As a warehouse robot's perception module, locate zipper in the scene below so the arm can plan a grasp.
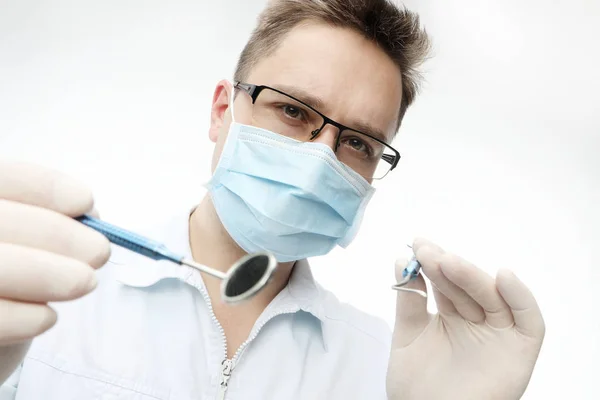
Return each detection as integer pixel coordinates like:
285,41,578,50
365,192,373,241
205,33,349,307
215,306,299,400
194,281,229,400
193,269,299,400
217,359,233,400
229,306,300,363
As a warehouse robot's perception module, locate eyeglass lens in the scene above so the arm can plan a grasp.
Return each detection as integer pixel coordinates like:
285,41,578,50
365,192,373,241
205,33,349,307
249,88,396,180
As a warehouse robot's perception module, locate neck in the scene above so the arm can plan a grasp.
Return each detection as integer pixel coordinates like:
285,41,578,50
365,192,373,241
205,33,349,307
188,195,295,310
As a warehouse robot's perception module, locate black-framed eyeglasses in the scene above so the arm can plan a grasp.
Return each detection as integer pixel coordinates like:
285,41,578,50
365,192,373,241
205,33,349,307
234,82,401,180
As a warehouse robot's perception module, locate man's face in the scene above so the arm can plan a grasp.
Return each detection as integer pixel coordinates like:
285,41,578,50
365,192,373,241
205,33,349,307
209,22,403,180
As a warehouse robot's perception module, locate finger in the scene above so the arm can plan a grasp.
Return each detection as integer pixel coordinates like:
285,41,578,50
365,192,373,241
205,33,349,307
0,161,94,217
438,254,514,329
412,237,440,256
0,300,57,346
414,239,485,322
0,200,111,268
0,243,97,302
412,239,458,315
430,282,459,316
496,268,545,339
393,257,430,347
88,206,101,218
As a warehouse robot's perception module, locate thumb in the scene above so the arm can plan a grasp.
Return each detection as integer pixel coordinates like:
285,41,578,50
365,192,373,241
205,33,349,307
88,206,101,218
392,257,430,348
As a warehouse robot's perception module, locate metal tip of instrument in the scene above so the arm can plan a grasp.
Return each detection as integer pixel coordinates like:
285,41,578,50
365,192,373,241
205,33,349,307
392,272,427,298
180,258,227,280
391,284,427,298
393,248,427,297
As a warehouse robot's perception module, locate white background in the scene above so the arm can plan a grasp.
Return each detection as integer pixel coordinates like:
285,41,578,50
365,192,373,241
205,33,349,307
0,0,598,398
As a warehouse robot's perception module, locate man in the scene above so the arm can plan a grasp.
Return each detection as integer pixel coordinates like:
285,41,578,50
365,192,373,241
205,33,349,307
0,0,545,399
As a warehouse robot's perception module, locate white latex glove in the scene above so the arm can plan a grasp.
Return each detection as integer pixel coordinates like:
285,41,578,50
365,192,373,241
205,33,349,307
0,161,110,384
386,238,545,400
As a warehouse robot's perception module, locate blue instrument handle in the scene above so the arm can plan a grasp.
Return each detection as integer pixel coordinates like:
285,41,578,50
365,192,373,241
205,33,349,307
402,256,421,280
75,215,181,263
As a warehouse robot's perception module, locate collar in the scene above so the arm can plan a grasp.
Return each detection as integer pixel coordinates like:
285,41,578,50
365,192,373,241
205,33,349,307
111,207,328,345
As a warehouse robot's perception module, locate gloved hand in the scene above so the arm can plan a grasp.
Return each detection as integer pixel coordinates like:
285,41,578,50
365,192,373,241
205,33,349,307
0,162,110,384
386,238,545,400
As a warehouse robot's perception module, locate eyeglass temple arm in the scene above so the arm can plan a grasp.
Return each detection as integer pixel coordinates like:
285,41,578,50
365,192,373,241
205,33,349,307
234,82,256,96
381,153,397,166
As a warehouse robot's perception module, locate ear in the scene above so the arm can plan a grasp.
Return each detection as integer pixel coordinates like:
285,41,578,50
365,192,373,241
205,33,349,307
209,80,233,143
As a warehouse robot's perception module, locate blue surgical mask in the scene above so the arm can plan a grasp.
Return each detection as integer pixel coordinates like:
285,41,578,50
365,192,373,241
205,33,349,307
206,85,375,262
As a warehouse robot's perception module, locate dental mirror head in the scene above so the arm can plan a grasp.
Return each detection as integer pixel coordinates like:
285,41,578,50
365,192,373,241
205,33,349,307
220,251,278,303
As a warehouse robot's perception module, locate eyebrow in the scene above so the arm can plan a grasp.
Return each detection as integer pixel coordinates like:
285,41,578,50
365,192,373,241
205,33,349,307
349,122,390,143
272,84,326,111
272,84,391,144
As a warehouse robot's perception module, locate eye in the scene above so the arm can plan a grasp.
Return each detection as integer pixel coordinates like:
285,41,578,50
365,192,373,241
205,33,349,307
342,137,372,156
282,104,304,120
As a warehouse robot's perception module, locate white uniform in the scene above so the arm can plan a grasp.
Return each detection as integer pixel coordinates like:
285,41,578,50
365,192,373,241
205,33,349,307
1,211,391,400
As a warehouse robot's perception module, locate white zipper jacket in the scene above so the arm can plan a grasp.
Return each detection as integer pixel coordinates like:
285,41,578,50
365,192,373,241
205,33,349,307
1,211,392,400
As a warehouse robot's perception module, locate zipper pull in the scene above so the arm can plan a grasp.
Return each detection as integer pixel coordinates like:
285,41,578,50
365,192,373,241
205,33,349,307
217,359,233,400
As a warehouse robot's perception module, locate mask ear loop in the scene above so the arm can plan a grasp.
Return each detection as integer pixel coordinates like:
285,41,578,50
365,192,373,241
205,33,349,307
201,81,238,191
229,81,237,124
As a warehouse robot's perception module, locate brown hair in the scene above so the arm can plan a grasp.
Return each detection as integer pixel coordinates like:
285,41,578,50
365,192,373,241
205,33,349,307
234,0,431,129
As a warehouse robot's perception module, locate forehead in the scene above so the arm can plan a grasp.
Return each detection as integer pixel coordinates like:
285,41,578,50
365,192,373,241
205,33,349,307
245,22,403,141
